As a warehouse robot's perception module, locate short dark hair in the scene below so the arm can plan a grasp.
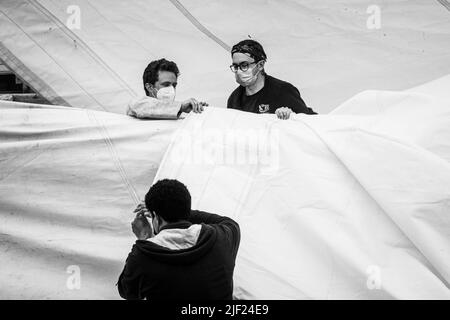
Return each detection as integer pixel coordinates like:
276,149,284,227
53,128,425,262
231,39,267,62
145,179,191,222
143,58,180,95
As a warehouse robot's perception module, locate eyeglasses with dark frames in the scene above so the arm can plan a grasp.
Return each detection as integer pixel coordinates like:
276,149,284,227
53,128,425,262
229,61,258,73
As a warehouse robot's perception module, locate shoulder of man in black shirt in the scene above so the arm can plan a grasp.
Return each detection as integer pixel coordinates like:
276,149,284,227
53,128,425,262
227,85,244,110
266,75,316,114
227,74,317,115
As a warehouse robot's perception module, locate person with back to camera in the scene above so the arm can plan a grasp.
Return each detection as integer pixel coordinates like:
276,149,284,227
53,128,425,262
117,179,241,300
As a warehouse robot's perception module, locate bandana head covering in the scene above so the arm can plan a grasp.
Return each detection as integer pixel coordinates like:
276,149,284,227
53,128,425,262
231,40,267,62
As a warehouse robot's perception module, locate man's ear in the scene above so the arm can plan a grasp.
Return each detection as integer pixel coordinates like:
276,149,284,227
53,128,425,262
152,214,160,234
258,60,266,70
145,83,154,96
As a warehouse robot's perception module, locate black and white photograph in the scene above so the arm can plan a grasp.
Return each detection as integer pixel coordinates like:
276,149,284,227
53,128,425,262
0,0,449,310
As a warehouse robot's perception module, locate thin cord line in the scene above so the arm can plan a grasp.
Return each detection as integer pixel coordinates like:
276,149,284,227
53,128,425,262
169,0,231,52
436,0,450,11
0,42,69,106
84,109,141,205
0,7,140,205
0,9,105,110
31,0,138,97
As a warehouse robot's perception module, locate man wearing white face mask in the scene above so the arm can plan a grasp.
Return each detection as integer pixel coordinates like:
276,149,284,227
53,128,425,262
227,40,316,119
127,58,208,119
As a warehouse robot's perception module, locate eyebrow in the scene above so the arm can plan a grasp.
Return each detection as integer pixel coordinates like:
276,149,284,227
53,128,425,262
233,58,255,64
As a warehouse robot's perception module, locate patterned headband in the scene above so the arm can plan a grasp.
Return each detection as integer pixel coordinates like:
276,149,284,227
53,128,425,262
231,44,267,62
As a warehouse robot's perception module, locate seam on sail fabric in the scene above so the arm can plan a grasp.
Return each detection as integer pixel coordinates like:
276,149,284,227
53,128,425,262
0,41,69,107
0,10,104,110
1,4,140,204
84,109,141,205
436,0,450,12
168,0,231,52
29,0,138,98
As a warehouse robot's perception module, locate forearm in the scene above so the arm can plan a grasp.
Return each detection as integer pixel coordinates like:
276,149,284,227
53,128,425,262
283,85,317,114
127,97,182,119
188,210,239,229
294,102,316,114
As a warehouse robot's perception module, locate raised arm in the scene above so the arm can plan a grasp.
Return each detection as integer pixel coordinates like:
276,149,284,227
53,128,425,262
188,210,240,256
282,84,317,115
127,96,182,119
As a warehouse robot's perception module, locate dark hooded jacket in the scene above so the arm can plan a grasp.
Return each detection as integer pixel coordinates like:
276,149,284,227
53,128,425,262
117,210,240,300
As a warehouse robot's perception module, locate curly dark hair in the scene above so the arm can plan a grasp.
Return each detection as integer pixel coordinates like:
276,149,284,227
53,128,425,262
145,179,191,222
142,58,180,95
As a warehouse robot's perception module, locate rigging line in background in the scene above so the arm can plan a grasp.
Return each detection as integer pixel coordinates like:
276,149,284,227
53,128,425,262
2,4,140,204
2,1,143,205
0,39,139,205
436,0,450,12
0,41,69,107
0,10,104,110
29,0,138,98
84,109,141,205
168,0,231,52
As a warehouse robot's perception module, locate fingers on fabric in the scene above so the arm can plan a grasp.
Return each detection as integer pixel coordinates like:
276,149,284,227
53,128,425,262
191,98,200,113
275,108,283,119
182,101,192,113
186,99,207,113
276,107,292,120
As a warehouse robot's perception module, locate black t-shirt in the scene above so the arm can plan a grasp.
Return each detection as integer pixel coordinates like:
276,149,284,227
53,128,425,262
227,74,316,115
239,89,264,113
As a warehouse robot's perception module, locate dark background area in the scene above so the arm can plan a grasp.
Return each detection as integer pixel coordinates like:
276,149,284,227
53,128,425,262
0,60,50,104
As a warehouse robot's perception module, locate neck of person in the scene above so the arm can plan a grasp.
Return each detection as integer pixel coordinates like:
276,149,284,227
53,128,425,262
153,216,168,235
245,72,265,96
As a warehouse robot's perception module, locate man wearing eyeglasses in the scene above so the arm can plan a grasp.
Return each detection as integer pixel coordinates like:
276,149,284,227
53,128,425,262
227,40,316,119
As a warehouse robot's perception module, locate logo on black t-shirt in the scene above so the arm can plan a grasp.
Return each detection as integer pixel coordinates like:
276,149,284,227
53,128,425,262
258,104,270,113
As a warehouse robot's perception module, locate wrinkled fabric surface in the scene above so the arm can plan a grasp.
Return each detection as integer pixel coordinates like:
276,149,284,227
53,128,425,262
1,76,449,299
0,104,181,299
155,78,450,299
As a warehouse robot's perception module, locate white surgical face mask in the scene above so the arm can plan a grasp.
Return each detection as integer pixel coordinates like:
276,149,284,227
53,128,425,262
235,64,260,87
156,85,176,102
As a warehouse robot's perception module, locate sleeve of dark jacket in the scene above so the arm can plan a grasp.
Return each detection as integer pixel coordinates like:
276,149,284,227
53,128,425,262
188,210,240,258
117,243,146,300
280,83,317,114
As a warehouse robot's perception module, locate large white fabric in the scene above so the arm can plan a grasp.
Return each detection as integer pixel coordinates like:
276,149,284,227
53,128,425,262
0,76,449,299
1,0,449,113
0,103,181,299
154,81,450,299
